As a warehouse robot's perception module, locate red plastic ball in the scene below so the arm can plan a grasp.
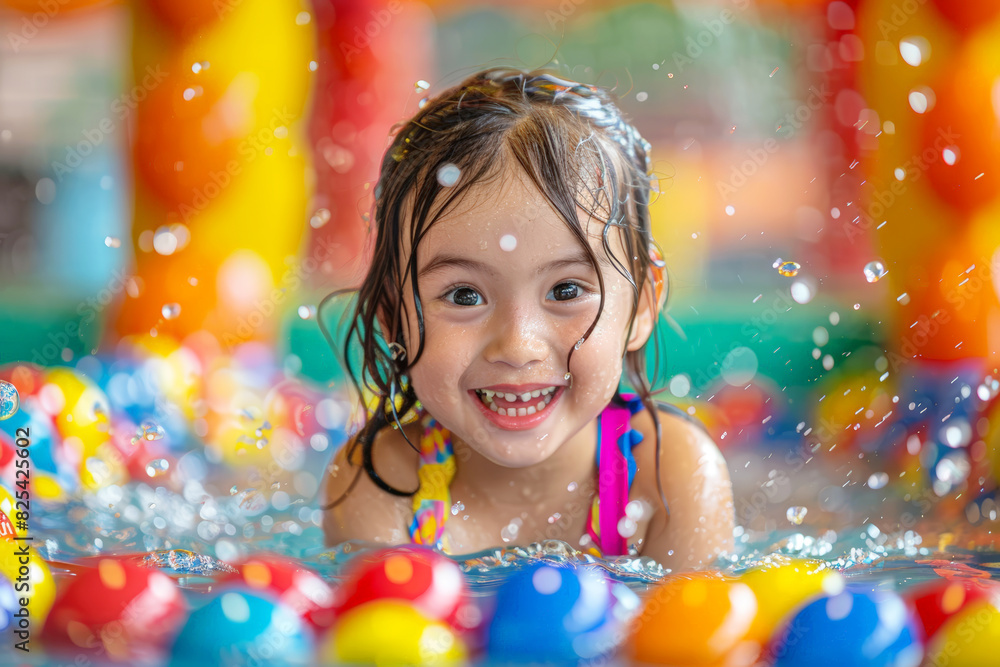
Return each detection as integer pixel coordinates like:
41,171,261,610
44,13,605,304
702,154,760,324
906,578,1000,641
336,547,478,634
222,554,337,630
144,0,224,37
41,558,186,661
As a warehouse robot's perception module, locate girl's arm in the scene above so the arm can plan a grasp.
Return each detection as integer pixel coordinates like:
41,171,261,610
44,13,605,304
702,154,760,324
637,409,735,571
322,431,418,547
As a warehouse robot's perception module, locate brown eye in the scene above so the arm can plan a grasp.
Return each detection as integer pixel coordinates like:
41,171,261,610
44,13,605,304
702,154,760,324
448,287,483,306
548,282,581,301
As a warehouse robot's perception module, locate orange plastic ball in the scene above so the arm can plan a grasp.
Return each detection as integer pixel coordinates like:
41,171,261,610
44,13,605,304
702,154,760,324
630,572,758,666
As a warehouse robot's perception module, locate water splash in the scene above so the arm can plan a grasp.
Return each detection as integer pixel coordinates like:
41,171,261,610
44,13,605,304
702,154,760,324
863,260,888,283
777,261,801,277
0,380,19,420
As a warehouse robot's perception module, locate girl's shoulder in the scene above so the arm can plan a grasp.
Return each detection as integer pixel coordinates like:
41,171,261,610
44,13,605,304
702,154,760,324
321,419,423,547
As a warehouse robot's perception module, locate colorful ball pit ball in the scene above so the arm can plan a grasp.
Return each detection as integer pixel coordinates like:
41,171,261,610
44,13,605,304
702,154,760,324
630,572,758,666
739,558,845,645
769,590,923,667
336,546,479,634
0,575,16,634
488,562,640,664
41,558,186,662
223,554,337,630
171,589,313,666
324,600,467,666
906,578,1000,642
0,543,55,625
924,594,1000,667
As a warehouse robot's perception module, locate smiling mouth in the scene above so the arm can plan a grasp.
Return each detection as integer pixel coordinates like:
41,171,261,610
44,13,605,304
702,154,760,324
474,387,558,416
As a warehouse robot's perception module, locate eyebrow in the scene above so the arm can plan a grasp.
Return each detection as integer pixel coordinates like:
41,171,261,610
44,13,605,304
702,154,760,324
417,249,610,280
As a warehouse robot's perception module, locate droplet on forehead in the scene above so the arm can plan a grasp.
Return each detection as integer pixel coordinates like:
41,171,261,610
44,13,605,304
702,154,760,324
499,234,517,252
437,163,461,187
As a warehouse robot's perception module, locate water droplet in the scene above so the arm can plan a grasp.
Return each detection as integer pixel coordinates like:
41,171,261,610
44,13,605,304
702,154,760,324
104,236,121,248
140,420,165,441
786,506,808,525
418,97,428,109
230,485,239,495
297,305,316,320
574,338,585,350
567,482,578,492
777,261,801,277
161,303,181,320
813,326,829,347
415,80,430,92
310,208,331,229
499,234,517,252
437,163,461,187
942,146,959,166
867,472,889,490
864,260,887,283
500,522,519,542
0,381,20,420
822,354,834,371
935,454,970,487
145,458,170,478
853,303,861,310
636,91,648,102
790,280,815,304
451,501,465,516
191,61,210,73
725,205,735,216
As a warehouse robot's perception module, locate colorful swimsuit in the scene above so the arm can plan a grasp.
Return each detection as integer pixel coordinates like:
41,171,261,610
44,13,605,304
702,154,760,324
408,395,646,557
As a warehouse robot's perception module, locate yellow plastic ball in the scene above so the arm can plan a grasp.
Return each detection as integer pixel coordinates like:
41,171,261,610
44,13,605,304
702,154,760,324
739,557,844,644
324,600,466,665
0,543,56,623
926,599,1000,666
44,368,111,453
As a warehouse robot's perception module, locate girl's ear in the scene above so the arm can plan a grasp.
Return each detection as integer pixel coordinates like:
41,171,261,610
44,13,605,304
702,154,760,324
626,272,664,352
627,247,666,352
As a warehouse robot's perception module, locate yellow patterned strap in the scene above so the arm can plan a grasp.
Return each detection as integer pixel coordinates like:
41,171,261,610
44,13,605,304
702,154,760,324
409,415,456,551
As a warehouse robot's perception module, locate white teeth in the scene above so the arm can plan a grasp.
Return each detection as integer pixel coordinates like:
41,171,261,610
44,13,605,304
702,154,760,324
498,407,507,416
520,392,532,402
517,407,526,417
541,387,553,395
490,402,498,412
525,406,536,415
536,401,545,411
484,390,494,398
531,390,540,398
505,393,516,402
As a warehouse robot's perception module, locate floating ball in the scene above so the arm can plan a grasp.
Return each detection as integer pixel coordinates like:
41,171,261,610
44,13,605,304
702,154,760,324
0,543,55,624
337,547,478,633
0,485,28,540
170,589,312,666
324,600,466,665
488,562,639,664
223,554,337,630
630,572,758,666
770,589,922,667
740,557,845,644
41,558,185,661
43,368,111,454
925,596,1000,666
0,575,16,634
907,578,1000,642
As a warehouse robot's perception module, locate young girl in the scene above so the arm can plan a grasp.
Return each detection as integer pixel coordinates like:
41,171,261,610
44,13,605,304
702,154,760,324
321,68,734,571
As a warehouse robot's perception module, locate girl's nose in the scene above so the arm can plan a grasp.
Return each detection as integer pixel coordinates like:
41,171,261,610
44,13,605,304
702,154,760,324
483,305,549,368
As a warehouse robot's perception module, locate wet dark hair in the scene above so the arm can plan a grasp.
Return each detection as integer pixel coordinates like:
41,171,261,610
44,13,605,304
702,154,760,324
320,67,670,515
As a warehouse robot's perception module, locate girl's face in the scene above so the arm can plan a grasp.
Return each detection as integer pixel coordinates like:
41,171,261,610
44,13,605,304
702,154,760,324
397,168,654,468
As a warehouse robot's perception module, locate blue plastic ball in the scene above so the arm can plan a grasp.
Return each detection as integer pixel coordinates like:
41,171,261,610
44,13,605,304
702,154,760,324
0,575,16,633
487,562,639,664
770,589,923,667
170,588,313,666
